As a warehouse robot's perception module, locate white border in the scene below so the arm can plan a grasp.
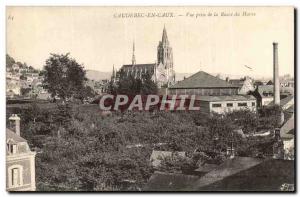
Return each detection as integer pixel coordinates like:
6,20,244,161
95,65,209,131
1,0,299,196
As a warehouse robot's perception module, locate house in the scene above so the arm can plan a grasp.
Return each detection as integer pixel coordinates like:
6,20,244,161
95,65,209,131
6,71,21,97
145,157,294,191
194,95,257,114
252,85,294,107
168,71,239,96
228,77,255,95
268,95,294,110
150,150,186,168
190,158,294,191
6,80,21,97
280,114,294,160
6,114,36,191
143,171,199,191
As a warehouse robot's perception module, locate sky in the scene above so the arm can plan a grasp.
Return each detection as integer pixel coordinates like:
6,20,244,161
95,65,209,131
6,6,294,78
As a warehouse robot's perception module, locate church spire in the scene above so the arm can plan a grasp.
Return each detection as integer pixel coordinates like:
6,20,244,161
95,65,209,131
132,41,136,66
162,25,168,44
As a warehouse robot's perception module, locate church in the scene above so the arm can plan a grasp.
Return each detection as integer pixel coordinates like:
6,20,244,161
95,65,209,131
119,26,176,87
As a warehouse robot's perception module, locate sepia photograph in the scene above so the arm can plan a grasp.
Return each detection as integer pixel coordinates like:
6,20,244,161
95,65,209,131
5,6,295,192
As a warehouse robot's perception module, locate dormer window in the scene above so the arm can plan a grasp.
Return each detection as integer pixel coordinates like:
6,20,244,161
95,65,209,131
7,140,17,154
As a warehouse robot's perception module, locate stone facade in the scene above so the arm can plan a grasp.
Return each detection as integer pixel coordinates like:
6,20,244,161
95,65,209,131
6,115,36,191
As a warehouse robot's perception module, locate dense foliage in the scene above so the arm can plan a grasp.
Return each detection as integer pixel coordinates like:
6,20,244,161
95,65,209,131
109,69,158,95
6,102,282,191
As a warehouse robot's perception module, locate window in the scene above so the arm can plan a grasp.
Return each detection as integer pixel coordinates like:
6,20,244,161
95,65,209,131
252,102,256,106
212,103,222,108
238,102,247,107
227,103,233,107
7,143,17,154
12,168,20,186
8,165,23,188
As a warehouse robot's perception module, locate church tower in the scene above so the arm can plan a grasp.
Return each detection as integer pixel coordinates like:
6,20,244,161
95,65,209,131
157,25,173,67
157,25,175,85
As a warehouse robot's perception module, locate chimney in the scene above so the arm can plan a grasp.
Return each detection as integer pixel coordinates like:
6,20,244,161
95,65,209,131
273,42,280,105
9,114,21,136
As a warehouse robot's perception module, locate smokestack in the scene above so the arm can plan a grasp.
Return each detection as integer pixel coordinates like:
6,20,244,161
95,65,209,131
9,114,21,136
273,42,280,105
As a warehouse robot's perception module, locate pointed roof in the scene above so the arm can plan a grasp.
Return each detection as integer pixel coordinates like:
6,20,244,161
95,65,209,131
162,25,169,44
169,71,239,89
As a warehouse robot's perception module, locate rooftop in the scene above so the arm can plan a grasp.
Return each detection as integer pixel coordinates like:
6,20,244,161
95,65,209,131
192,159,294,191
257,85,294,97
6,128,27,143
189,157,263,190
280,114,294,140
268,95,294,109
170,71,239,89
122,63,155,69
195,95,256,102
143,172,199,191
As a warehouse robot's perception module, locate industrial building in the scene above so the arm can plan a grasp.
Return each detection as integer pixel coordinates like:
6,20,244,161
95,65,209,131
168,71,256,114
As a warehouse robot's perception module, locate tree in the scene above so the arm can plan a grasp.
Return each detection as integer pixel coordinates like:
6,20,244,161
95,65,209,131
75,86,95,102
115,70,158,95
141,73,158,95
6,54,15,68
43,53,87,101
21,87,31,96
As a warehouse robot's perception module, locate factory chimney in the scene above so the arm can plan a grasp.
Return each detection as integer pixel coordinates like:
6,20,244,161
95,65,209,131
273,42,280,105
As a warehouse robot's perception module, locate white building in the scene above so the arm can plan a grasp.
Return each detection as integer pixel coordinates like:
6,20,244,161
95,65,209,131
6,114,36,191
195,95,257,114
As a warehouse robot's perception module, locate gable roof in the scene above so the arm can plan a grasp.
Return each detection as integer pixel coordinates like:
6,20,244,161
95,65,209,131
280,114,294,140
6,128,27,143
257,85,294,97
170,71,239,89
268,95,294,109
144,172,199,191
193,159,294,191
188,157,263,190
